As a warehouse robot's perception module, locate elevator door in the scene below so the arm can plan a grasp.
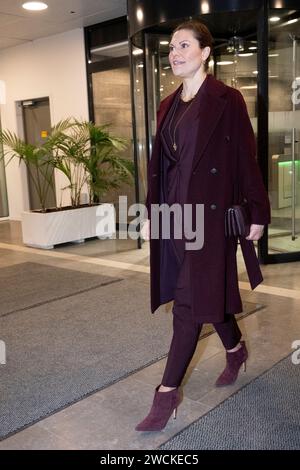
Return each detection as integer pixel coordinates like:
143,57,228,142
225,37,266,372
22,98,56,210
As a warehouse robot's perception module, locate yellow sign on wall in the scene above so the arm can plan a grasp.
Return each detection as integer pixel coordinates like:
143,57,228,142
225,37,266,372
41,130,48,138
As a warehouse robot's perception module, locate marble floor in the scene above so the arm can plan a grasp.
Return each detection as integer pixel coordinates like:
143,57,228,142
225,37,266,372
0,220,299,450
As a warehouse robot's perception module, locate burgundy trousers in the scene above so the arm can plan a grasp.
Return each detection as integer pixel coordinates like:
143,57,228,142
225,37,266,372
161,253,242,388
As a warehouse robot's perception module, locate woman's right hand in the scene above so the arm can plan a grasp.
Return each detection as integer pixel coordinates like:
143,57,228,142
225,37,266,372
140,219,150,241
245,224,264,241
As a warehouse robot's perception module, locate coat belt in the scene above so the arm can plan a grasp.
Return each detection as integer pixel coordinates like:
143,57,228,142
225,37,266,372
239,237,263,290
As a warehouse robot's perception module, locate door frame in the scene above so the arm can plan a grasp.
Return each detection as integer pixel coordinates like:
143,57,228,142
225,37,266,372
21,96,56,211
259,2,300,263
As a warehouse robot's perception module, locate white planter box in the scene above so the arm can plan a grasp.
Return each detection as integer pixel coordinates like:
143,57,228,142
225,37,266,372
21,203,116,249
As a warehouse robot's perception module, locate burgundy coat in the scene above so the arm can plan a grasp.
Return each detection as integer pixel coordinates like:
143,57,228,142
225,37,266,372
146,74,270,323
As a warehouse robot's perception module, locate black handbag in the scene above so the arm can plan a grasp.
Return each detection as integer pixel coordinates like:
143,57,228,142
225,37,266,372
225,153,251,238
225,201,251,237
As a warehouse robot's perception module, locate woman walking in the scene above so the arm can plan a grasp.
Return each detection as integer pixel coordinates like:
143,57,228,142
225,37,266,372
136,19,270,432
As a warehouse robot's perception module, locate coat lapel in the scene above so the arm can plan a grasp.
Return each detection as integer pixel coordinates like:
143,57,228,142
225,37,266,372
156,87,181,131
191,74,228,172
154,75,228,173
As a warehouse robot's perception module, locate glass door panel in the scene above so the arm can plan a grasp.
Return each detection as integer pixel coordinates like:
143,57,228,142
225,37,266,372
131,43,148,206
90,42,135,224
268,9,300,255
215,35,258,130
145,32,258,154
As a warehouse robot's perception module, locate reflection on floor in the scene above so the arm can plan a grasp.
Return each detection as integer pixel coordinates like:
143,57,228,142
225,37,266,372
269,234,300,253
260,224,300,253
269,200,300,252
0,220,299,450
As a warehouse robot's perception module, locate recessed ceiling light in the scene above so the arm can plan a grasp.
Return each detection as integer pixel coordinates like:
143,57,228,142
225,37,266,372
240,85,257,90
136,8,143,22
269,16,280,22
216,61,234,65
286,19,298,25
132,49,143,56
22,2,48,11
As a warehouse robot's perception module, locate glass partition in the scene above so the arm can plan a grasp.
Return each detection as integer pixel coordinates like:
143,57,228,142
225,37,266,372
90,41,135,223
216,36,258,122
143,29,259,151
131,43,148,207
0,115,9,218
268,8,300,255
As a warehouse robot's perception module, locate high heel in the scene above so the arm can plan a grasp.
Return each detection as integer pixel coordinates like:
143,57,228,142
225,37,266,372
135,386,181,431
215,341,248,387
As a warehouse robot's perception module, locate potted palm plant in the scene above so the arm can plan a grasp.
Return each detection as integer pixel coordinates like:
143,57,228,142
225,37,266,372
55,120,134,206
0,120,134,249
0,119,70,212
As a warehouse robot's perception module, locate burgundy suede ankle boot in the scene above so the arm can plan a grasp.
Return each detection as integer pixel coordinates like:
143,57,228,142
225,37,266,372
215,341,248,387
135,386,181,431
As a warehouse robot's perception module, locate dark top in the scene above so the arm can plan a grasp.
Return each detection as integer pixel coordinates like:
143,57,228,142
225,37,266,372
158,76,208,303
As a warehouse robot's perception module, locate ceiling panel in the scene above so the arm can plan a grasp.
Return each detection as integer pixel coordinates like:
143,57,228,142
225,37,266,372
0,36,25,48
0,13,22,28
0,0,124,19
0,18,61,40
0,0,127,50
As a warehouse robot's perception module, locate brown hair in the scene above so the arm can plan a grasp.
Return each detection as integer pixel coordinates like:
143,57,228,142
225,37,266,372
172,19,213,72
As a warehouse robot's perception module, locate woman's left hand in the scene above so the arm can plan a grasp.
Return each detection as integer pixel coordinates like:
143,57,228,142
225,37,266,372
246,224,265,241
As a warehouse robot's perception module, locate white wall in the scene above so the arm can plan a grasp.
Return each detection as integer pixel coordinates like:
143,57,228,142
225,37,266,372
0,28,89,219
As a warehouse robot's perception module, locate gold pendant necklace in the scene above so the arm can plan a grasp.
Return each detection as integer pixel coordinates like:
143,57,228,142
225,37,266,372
168,92,195,152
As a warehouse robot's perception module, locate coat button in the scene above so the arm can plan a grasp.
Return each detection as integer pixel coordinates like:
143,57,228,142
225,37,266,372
210,167,217,174
210,204,217,210
225,135,230,142
152,174,157,178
